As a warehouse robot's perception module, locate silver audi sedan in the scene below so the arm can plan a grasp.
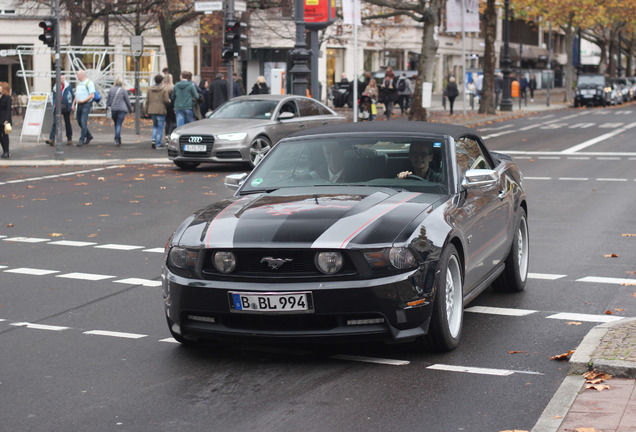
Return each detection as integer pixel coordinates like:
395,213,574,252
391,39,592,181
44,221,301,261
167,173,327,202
167,95,347,169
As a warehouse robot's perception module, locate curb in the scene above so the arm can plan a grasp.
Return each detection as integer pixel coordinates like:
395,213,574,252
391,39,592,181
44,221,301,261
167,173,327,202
531,375,584,432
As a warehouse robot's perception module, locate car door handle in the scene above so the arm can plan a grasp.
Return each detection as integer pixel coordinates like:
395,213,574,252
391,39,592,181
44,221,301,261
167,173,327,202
498,190,508,200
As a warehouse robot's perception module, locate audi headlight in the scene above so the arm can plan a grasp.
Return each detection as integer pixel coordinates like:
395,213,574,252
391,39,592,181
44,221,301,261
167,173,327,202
315,251,343,274
217,132,247,141
213,251,237,273
168,246,199,269
364,247,418,270
170,131,181,141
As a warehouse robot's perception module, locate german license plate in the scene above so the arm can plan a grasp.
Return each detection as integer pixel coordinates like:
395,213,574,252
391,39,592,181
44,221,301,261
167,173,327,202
230,291,313,313
184,144,206,152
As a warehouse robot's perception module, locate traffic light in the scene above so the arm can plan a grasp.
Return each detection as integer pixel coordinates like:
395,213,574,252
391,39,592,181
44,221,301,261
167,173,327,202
38,20,55,48
224,19,247,57
221,43,234,62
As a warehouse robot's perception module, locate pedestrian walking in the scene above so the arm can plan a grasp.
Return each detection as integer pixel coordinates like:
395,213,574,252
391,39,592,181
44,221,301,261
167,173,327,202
72,69,95,146
198,79,209,116
207,73,229,112
446,76,459,116
171,70,199,127
45,74,74,146
144,74,171,149
106,76,133,147
529,74,537,102
233,73,244,96
163,73,176,142
249,76,269,95
397,73,413,115
362,78,378,121
520,75,528,102
0,82,12,159
379,66,398,120
494,72,503,110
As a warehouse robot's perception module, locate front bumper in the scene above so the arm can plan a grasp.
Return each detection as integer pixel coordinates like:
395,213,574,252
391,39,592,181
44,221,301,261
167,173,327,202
168,137,249,164
163,269,434,344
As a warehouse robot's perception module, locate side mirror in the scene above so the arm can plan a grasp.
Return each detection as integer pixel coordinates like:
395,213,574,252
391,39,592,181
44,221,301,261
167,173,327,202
224,173,248,191
462,169,498,189
278,112,294,121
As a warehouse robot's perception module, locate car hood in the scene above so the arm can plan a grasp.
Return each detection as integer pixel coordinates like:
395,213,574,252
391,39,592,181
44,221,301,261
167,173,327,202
174,118,271,135
175,188,443,249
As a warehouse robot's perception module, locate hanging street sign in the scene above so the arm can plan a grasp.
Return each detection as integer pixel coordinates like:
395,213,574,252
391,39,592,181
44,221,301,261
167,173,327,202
194,1,224,11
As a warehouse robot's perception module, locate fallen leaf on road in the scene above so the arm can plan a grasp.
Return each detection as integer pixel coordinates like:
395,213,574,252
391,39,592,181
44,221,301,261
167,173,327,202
508,351,528,354
566,322,582,325
48,233,63,237
6,223,14,227
98,177,105,181
622,283,636,287
585,384,610,391
604,254,619,258
605,310,614,315
98,214,109,217
550,350,575,360
622,233,636,237
82,203,93,206
574,428,597,432
87,234,98,238
614,308,624,312
133,177,145,181
26,185,34,189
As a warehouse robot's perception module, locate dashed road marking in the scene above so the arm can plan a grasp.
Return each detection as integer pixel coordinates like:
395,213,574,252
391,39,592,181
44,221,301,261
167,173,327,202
94,244,145,251
4,267,60,276
331,354,410,366
528,273,567,280
426,364,543,376
3,237,50,243
546,313,623,323
559,177,589,181
561,122,636,154
466,306,537,316
83,330,148,339
113,278,161,287
143,248,165,253
11,322,70,331
56,272,115,281
48,240,98,247
0,166,120,186
577,276,636,285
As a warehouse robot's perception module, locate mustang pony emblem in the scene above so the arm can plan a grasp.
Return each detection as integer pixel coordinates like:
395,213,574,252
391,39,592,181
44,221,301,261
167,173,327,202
260,257,294,270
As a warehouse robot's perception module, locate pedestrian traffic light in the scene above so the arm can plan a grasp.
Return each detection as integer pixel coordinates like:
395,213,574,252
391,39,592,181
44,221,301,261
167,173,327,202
224,19,247,57
38,19,55,48
221,43,234,62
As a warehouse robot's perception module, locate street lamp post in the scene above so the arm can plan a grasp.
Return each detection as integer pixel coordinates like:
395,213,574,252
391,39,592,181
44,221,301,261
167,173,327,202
289,0,311,96
500,0,513,111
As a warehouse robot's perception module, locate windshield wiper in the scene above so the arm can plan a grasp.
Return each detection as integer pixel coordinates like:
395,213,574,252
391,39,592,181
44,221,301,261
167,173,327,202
240,188,279,195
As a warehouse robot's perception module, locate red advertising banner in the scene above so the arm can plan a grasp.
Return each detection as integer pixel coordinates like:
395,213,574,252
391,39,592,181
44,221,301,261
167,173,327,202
305,0,335,23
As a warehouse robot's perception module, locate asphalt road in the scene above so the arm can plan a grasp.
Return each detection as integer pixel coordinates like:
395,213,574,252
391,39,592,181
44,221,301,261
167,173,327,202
1,104,634,432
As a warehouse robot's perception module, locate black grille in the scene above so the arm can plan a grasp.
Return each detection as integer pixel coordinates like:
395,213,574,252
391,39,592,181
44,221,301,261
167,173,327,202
202,249,357,278
220,314,339,331
179,135,214,156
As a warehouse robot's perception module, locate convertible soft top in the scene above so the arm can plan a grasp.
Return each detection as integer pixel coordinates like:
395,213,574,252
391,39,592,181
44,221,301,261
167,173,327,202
288,121,479,141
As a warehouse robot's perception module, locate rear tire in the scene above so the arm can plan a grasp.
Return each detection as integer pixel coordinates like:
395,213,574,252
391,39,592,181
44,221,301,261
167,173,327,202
492,208,529,293
422,244,463,352
173,161,200,170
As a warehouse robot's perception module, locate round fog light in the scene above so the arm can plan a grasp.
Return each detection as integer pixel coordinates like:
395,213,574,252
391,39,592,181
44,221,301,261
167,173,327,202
315,251,343,274
213,251,237,273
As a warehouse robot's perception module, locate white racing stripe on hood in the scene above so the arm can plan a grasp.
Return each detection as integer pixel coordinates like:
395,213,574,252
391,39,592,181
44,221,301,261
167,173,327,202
205,196,252,248
311,191,421,249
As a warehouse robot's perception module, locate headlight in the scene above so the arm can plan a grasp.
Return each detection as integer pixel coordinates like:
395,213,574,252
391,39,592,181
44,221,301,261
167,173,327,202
168,246,199,269
170,132,181,141
217,132,247,141
315,251,343,274
213,251,237,273
364,247,418,270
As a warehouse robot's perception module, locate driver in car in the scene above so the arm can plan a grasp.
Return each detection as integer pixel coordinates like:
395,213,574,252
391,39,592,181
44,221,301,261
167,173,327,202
398,142,443,183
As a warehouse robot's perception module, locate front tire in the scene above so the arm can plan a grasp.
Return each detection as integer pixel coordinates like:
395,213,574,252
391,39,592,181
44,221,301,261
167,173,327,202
423,244,463,352
492,208,529,293
248,136,271,168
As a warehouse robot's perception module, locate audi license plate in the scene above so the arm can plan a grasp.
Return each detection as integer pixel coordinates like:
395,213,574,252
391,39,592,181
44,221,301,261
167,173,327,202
230,291,313,313
184,144,207,152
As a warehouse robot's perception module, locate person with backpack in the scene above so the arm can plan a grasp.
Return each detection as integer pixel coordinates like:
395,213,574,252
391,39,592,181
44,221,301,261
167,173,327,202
72,69,96,146
397,73,413,115
45,74,74,146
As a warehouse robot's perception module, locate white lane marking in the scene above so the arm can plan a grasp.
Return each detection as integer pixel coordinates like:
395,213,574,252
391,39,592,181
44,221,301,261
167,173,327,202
568,122,596,129
524,177,552,180
94,244,145,251
547,313,623,323
4,268,60,276
113,278,162,287
538,156,561,160
143,248,165,253
598,122,625,129
559,177,589,181
3,237,50,243
0,319,5,322
567,156,591,160
577,276,636,285
0,266,6,269
0,166,119,186
330,354,410,366
561,122,636,154
48,240,98,247
478,124,513,132
11,322,69,331
597,157,621,160
427,364,543,376
597,178,628,182
481,130,515,140
83,330,147,339
528,273,567,280
481,113,587,140
0,235,6,238
56,272,115,281
159,337,180,344
465,306,537,316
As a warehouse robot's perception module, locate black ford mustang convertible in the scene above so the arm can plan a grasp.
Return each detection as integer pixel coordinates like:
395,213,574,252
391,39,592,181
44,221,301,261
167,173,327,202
162,122,529,351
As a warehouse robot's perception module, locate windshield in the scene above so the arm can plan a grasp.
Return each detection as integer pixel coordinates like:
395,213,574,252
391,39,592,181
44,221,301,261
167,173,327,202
209,99,278,120
578,76,605,86
241,135,449,195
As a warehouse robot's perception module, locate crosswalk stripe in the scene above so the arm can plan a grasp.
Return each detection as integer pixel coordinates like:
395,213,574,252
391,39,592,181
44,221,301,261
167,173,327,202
427,364,543,376
4,268,60,276
528,273,566,280
56,272,115,281
94,244,145,251
546,312,623,323
3,237,50,243
48,240,98,247
11,322,69,331
331,354,410,366
465,306,537,316
113,278,162,287
577,276,636,285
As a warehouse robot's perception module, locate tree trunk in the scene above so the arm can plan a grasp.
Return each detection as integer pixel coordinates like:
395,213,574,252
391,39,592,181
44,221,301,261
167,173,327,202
159,14,182,81
626,33,634,77
479,0,496,115
563,22,575,104
409,0,442,122
607,31,616,77
70,13,84,46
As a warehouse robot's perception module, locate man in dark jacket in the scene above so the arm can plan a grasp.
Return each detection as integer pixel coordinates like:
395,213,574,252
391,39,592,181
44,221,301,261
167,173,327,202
46,74,74,146
207,73,229,112
379,67,399,120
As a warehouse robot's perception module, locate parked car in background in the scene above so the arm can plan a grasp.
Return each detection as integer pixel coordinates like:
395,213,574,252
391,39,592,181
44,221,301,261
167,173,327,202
610,78,633,102
162,122,529,352
167,95,346,170
574,74,612,107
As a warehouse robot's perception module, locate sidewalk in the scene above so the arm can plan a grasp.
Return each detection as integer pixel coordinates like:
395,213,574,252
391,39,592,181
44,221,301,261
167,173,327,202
1,88,570,167
533,318,636,432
